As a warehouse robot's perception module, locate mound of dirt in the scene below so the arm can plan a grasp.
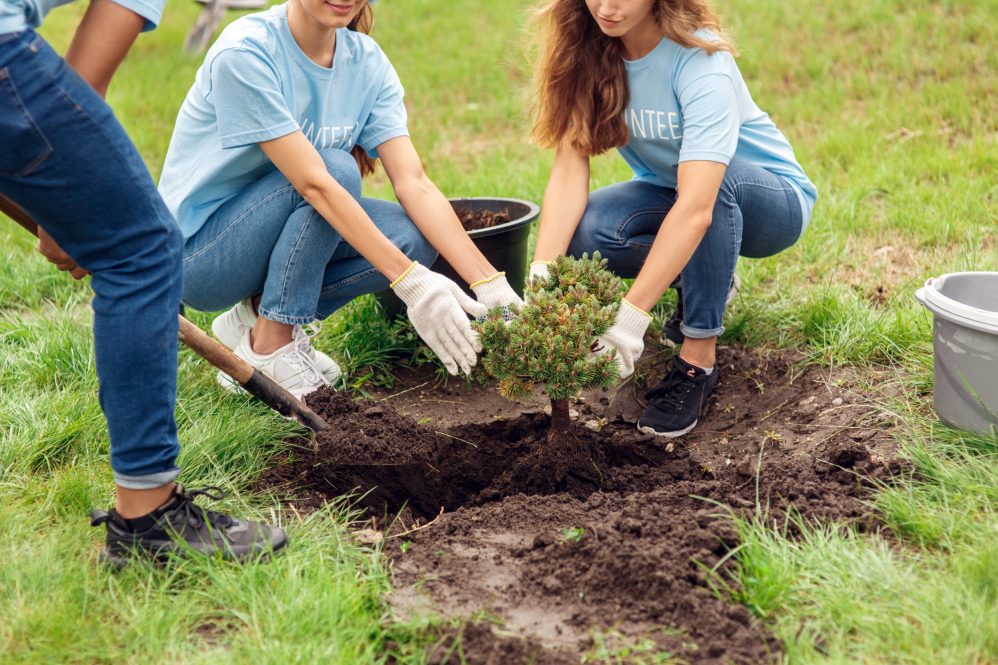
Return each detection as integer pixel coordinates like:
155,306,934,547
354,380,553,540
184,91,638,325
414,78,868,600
258,347,901,664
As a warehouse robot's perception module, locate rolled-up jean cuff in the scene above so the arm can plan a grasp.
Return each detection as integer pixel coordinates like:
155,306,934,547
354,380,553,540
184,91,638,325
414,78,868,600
256,306,315,326
680,324,724,339
113,468,180,490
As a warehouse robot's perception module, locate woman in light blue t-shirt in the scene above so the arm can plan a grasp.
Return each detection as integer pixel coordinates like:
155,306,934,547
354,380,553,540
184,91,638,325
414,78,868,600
160,0,522,398
529,0,817,438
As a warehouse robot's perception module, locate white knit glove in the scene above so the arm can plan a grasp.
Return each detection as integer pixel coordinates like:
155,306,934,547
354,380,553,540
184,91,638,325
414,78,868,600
470,272,523,322
528,260,552,285
592,299,652,380
391,262,488,375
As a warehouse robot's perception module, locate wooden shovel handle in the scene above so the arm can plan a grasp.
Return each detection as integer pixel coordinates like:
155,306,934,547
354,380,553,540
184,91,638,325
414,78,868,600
1,194,328,433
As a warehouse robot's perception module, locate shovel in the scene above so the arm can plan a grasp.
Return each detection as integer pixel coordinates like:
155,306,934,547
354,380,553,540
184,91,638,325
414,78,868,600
1,194,329,435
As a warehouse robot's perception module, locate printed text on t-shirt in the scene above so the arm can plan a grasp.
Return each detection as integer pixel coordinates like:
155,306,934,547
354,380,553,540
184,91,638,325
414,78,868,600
302,118,356,150
626,109,683,141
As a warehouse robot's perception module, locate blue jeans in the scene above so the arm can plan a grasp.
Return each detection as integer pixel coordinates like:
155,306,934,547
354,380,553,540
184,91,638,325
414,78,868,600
568,158,806,338
182,149,436,323
0,31,183,489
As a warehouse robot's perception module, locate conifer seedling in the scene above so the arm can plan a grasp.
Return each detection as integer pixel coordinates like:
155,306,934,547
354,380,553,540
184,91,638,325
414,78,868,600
475,253,625,446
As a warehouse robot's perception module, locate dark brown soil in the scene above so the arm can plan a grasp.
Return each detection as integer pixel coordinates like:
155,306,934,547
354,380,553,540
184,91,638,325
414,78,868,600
257,347,902,664
455,206,511,232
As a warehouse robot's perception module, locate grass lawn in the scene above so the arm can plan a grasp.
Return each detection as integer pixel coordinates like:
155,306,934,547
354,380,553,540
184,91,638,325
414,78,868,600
1,0,995,662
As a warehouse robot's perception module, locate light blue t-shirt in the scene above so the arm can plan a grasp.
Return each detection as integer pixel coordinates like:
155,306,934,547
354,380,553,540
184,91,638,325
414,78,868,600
618,35,817,225
0,0,162,33
159,3,409,239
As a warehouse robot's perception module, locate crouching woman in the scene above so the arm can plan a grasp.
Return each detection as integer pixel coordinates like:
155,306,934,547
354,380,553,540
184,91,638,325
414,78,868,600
528,0,817,437
160,0,521,397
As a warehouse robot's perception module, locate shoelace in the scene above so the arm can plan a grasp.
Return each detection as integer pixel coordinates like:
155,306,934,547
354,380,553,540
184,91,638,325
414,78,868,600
646,365,698,410
170,486,234,530
289,325,324,386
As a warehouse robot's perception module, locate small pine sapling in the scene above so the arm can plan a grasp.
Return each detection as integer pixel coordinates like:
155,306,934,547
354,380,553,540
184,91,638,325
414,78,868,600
475,253,625,446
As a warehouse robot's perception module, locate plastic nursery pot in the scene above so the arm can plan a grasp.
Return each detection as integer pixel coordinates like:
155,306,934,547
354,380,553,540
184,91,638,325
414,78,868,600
376,197,540,317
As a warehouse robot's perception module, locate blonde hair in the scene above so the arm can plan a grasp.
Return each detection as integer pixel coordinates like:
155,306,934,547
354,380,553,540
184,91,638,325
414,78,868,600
531,0,737,156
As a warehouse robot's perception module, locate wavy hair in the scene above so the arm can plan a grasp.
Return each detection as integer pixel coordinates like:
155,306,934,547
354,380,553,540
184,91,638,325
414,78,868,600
531,0,737,156
348,2,377,176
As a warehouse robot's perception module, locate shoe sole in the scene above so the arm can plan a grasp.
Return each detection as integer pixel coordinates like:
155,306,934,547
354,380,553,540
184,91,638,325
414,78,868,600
99,537,289,569
636,418,698,439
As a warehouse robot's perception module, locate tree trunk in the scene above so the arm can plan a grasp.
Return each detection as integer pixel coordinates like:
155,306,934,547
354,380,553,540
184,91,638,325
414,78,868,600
547,398,573,445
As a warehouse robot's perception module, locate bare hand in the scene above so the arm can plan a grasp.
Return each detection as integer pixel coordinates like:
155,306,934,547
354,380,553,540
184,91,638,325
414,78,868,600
37,228,89,280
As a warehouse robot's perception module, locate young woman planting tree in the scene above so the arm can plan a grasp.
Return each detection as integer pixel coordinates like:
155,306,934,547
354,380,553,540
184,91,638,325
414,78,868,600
160,0,521,398
529,0,817,437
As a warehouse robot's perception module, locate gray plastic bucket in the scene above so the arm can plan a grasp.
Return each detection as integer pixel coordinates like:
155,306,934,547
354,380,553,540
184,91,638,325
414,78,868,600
915,272,998,435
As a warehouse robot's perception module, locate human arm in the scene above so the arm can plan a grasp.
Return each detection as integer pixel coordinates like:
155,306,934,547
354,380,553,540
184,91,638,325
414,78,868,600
64,0,149,98
591,161,726,379
260,132,413,281
623,160,726,311
531,141,591,277
377,136,521,310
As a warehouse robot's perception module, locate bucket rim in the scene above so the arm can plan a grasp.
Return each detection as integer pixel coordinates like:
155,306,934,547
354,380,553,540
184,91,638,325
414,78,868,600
449,197,540,239
915,271,998,335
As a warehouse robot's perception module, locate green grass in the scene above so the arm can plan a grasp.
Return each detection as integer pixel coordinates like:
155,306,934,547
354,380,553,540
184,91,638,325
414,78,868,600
1,0,996,662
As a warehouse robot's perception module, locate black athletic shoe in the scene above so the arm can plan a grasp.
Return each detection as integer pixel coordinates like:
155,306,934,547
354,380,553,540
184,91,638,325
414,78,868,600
90,484,287,568
660,275,741,347
637,356,720,438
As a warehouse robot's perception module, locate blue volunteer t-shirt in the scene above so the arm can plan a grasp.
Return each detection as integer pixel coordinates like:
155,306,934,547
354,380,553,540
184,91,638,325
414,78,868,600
0,0,161,33
618,34,817,225
159,3,409,239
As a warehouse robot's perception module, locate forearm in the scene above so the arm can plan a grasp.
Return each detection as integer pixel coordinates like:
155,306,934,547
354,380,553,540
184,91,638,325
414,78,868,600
533,145,590,261
302,184,412,282
625,203,711,312
64,0,146,97
394,176,495,284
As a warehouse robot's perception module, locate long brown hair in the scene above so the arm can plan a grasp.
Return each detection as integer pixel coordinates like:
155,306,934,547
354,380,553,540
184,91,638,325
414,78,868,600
531,0,737,156
348,3,377,176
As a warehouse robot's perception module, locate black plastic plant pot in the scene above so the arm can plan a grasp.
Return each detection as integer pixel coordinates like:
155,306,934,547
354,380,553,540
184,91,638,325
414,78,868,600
377,197,540,317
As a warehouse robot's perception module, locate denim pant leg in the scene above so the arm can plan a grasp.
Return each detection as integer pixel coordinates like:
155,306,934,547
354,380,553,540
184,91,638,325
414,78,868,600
315,197,437,317
679,158,804,339
0,32,182,489
183,149,361,320
183,148,434,322
566,180,678,278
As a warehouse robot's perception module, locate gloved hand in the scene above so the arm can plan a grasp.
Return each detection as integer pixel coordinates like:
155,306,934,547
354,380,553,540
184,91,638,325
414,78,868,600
592,299,652,380
528,260,552,285
470,272,523,322
391,262,488,375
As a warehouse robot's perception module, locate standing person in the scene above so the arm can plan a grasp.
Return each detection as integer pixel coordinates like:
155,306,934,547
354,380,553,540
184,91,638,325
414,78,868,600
529,0,817,437
160,0,522,398
0,0,286,564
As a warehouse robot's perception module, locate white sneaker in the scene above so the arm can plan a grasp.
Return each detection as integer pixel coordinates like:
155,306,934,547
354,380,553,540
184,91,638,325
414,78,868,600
218,330,329,400
211,299,257,350
212,301,342,384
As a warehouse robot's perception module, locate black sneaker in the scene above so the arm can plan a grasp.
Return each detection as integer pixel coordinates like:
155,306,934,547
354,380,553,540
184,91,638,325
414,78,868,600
660,275,741,347
637,356,720,438
90,484,287,568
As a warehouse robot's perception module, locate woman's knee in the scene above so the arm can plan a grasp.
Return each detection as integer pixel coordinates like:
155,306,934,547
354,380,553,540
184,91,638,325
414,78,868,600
317,149,362,199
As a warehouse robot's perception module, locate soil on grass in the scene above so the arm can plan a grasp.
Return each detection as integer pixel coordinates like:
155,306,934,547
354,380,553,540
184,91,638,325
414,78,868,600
257,346,902,664
454,206,511,231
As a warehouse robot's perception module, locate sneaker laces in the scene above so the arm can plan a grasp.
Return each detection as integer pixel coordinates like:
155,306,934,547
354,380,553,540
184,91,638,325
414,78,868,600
170,485,233,530
646,364,698,410
289,326,324,386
